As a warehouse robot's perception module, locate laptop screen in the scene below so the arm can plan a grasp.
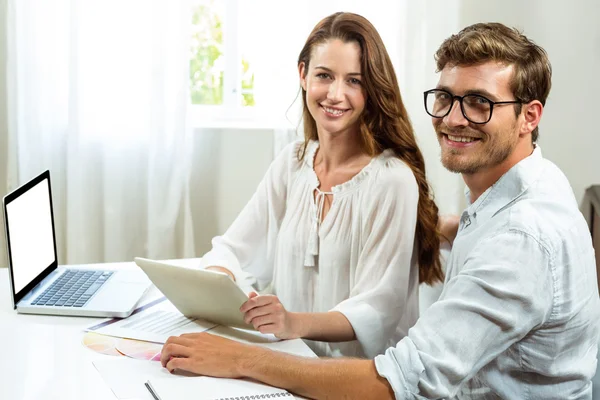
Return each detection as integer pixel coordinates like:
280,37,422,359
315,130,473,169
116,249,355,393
5,174,57,296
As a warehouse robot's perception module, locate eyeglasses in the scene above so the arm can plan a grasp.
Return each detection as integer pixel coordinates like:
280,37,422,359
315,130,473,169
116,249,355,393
424,89,523,124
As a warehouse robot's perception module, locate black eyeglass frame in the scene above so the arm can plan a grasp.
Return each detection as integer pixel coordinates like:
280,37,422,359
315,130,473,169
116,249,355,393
423,89,523,124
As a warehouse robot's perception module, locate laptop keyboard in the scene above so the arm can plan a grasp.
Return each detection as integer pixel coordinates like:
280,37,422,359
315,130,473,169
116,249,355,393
31,270,114,307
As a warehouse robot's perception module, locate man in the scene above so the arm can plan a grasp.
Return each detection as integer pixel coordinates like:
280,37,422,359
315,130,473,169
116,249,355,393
160,23,600,399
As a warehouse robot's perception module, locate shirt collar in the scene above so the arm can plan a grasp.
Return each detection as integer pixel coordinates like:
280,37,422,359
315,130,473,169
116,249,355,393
463,146,545,223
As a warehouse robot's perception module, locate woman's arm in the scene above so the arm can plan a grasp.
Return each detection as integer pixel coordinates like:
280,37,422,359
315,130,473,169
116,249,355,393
240,291,356,340
198,142,298,286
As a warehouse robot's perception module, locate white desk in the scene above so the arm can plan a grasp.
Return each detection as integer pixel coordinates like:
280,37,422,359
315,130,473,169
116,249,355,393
0,261,316,400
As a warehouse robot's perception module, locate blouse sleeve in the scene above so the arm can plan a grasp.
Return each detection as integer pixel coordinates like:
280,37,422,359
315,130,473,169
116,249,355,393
331,160,420,358
198,141,299,289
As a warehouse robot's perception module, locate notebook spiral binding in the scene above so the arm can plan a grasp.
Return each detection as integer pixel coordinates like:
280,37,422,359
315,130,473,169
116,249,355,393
215,393,293,399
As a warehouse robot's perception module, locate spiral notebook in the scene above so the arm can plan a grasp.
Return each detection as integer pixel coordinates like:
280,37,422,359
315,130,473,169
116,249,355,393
145,375,293,400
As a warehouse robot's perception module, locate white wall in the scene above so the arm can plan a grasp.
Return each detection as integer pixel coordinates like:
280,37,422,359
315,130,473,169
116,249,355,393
397,0,467,215
189,128,274,256
459,0,600,205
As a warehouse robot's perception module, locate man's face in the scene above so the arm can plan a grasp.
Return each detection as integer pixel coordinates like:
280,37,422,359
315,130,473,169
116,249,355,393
433,62,521,175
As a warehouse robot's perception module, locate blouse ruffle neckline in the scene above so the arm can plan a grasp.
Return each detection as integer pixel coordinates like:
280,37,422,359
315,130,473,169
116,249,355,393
304,140,388,194
302,140,393,268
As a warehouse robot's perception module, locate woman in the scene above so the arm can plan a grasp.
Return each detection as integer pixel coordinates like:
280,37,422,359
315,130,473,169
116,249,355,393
200,12,443,358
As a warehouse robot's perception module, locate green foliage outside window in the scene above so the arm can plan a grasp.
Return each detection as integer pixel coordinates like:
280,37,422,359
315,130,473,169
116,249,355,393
241,59,255,106
190,2,255,107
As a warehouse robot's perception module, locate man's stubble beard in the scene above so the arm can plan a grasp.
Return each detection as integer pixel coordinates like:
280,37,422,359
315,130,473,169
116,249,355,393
438,123,517,175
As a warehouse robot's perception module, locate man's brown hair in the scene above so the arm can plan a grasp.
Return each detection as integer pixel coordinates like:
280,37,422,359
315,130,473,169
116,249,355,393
434,23,552,142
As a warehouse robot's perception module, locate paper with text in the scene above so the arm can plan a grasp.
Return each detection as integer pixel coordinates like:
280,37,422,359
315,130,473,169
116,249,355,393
86,297,217,343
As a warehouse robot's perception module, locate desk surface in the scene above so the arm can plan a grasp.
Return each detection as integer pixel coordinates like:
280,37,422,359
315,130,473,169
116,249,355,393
0,260,315,400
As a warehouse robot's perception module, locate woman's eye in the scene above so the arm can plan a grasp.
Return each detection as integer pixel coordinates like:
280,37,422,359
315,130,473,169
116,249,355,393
316,73,331,79
349,78,361,85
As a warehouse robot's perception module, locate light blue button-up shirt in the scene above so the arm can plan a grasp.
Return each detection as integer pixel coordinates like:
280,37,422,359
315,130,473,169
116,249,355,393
375,147,600,399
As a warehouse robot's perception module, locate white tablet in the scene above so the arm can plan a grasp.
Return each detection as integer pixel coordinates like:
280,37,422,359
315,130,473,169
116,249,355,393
134,257,254,330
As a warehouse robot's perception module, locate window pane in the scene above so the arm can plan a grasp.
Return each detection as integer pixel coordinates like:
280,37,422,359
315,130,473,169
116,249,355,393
241,59,255,107
238,1,260,108
190,0,225,105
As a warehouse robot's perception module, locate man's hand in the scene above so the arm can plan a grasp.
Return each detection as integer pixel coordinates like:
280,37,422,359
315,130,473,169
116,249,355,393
438,214,460,245
240,292,300,339
160,332,257,378
160,332,395,400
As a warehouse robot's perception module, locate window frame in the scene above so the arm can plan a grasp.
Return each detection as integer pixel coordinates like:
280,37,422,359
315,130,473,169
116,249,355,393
189,0,279,129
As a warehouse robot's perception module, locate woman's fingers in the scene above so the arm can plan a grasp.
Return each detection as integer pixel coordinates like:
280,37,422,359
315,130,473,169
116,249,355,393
250,314,277,331
240,294,277,313
244,304,275,324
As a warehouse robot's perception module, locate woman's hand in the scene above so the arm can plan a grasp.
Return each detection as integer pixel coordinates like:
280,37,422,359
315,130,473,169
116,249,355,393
205,266,236,281
240,292,300,339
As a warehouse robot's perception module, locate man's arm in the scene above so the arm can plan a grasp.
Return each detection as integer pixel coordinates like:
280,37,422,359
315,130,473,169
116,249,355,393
242,347,394,400
161,332,395,400
437,214,460,245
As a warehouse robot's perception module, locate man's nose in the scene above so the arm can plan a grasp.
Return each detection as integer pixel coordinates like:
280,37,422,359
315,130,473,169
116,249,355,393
443,99,469,127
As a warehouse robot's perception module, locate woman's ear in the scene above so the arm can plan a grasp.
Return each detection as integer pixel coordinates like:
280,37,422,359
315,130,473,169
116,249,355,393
298,62,307,91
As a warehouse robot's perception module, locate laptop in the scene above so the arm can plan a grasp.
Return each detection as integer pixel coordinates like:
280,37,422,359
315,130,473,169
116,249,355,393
3,170,151,318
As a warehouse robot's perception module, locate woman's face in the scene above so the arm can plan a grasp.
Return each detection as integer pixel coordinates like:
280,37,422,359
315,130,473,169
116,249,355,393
299,39,366,138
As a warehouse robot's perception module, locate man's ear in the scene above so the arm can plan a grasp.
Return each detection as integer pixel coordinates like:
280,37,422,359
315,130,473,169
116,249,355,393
298,62,307,91
520,100,543,136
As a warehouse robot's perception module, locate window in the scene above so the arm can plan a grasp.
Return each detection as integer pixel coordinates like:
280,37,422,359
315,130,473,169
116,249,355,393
190,0,254,108
187,0,402,128
190,0,266,127
189,0,313,128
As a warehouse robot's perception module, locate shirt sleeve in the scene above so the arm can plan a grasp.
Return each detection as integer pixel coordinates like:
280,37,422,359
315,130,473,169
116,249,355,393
198,141,298,289
331,161,420,358
374,230,554,399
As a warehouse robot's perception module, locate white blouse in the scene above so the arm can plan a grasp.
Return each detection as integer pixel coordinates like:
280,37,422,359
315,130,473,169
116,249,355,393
199,140,420,358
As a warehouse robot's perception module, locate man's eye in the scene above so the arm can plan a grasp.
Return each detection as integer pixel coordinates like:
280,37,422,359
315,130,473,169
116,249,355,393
465,96,490,107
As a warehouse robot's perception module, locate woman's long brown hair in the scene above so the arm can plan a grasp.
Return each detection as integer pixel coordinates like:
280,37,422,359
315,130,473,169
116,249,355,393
297,12,443,285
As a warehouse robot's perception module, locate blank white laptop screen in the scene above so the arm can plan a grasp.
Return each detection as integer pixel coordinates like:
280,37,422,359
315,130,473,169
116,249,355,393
5,178,55,294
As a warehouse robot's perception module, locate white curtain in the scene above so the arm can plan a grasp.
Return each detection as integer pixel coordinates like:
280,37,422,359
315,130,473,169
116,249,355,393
6,0,195,265
0,0,12,268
